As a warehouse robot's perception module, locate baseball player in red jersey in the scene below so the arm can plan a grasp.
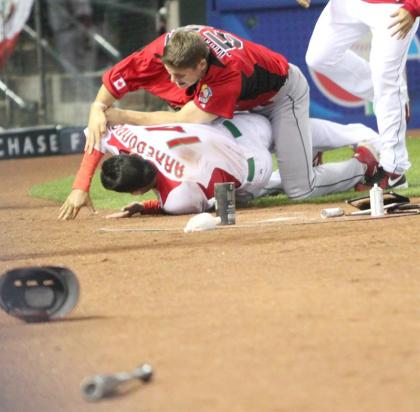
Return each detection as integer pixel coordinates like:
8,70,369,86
84,25,378,201
297,0,420,189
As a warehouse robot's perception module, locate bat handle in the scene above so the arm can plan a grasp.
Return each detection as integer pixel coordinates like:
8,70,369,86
81,374,123,401
81,363,153,402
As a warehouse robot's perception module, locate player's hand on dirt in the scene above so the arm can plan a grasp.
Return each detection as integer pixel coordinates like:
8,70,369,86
296,0,311,8
58,189,96,220
105,107,126,126
85,102,107,154
105,202,145,219
389,8,415,39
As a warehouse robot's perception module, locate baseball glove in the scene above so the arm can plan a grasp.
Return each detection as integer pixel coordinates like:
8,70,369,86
346,191,410,210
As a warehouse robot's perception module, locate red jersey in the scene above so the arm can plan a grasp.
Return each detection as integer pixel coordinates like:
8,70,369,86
102,25,289,119
363,0,420,17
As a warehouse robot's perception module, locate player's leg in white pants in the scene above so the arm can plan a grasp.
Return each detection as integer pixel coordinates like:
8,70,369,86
366,4,419,174
310,118,381,154
305,0,373,100
259,118,380,196
254,64,365,200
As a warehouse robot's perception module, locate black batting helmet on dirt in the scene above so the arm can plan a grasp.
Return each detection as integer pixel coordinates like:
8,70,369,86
0,266,80,323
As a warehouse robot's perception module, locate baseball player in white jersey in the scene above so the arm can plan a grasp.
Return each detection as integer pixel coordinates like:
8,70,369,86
297,0,420,189
58,112,380,219
59,113,273,218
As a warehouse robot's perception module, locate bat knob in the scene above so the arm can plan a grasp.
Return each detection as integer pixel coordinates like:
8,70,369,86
136,363,154,382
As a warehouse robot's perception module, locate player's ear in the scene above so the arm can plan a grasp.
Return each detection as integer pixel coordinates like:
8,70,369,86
197,58,207,72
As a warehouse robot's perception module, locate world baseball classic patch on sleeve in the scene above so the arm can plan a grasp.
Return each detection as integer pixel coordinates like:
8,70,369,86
198,84,212,108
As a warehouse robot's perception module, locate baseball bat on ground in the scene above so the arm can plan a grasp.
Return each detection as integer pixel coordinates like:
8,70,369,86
81,363,153,401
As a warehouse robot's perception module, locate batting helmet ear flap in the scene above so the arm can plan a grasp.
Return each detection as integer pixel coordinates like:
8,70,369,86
0,266,80,323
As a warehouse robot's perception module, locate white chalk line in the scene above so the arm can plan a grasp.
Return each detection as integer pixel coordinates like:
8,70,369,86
98,212,418,233
99,224,263,233
257,216,298,223
99,227,177,233
98,216,298,233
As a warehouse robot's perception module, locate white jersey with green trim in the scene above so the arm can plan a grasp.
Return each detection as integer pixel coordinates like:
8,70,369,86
96,113,273,213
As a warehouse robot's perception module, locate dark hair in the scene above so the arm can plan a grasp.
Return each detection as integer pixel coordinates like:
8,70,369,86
100,155,156,193
159,29,209,68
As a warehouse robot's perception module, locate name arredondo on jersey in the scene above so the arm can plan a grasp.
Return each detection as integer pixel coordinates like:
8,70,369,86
165,25,244,58
106,126,189,180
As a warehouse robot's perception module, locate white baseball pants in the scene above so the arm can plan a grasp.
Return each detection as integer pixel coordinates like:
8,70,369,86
305,0,419,174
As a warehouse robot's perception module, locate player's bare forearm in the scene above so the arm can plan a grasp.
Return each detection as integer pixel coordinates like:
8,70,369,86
105,202,145,219
105,101,217,126
85,85,116,154
92,85,116,113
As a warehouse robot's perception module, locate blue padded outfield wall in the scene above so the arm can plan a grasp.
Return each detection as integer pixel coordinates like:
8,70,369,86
206,0,420,130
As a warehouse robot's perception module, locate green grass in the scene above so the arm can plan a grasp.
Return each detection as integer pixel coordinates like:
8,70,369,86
29,137,420,209
251,137,420,207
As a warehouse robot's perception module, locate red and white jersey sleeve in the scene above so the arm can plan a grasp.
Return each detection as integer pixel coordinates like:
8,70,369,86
102,35,189,108
102,35,164,99
159,181,213,214
362,0,420,16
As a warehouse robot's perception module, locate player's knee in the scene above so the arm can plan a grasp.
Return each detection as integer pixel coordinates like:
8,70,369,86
305,47,321,71
305,48,334,72
282,182,313,200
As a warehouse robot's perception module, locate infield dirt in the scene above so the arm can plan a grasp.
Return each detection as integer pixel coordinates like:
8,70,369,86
1,154,419,412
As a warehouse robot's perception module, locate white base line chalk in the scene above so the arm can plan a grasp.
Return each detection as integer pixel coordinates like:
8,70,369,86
99,227,177,232
258,217,297,223
98,218,297,233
